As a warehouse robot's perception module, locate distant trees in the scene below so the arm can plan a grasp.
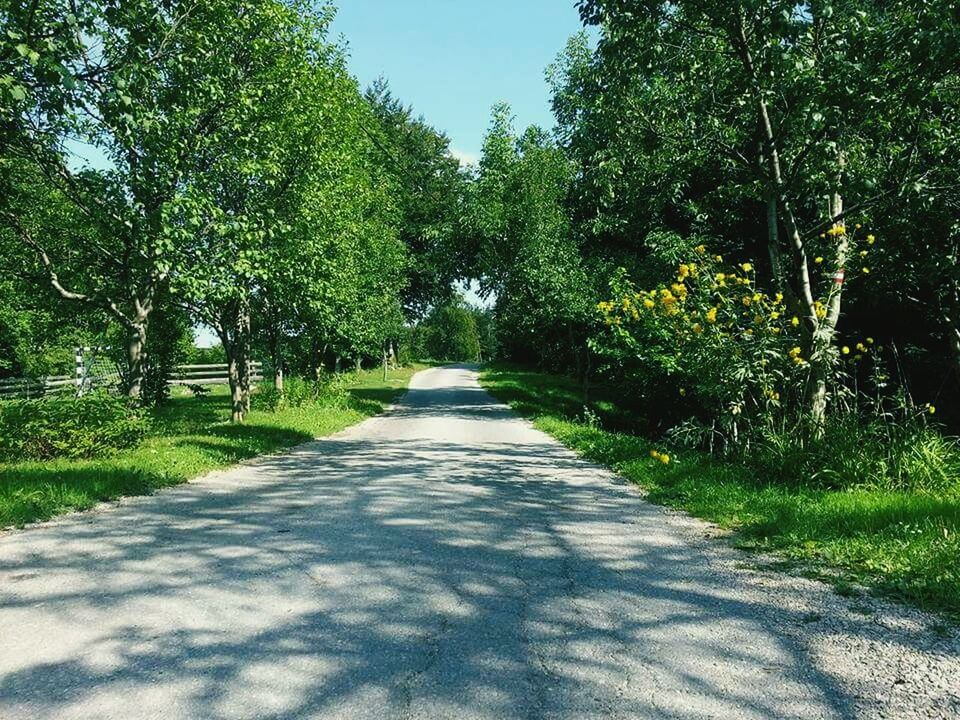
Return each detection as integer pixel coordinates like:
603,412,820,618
467,105,592,373
422,300,482,363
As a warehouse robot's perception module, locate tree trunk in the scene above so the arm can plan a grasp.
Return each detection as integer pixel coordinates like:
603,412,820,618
274,354,284,393
227,350,244,423
731,15,844,431
239,298,251,416
124,323,148,400
271,316,284,393
943,293,960,386
948,321,960,385
806,185,848,432
216,303,247,424
765,197,785,289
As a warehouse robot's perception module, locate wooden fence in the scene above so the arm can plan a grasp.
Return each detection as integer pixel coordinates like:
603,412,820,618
0,362,263,400
168,362,263,386
0,375,75,400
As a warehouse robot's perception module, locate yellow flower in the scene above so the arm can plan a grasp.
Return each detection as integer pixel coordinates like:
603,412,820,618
715,255,723,262
650,449,660,459
715,272,726,282
814,256,824,264
774,292,784,304
862,267,870,274
695,244,707,254
791,316,800,327
752,292,762,303
706,307,718,323
692,322,703,334
643,298,655,309
770,311,780,320
740,262,753,273
859,250,868,257
928,405,936,415
678,388,686,396
866,337,874,345
659,453,670,465
867,234,876,245
856,342,866,352
855,223,862,230
841,346,850,355
789,346,802,357
742,296,752,307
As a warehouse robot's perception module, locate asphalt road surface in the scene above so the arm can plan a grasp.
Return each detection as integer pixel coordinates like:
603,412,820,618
1,365,958,719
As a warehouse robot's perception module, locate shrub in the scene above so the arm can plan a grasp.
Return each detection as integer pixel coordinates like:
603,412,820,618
252,373,349,412
747,417,960,494
0,392,148,460
595,233,881,450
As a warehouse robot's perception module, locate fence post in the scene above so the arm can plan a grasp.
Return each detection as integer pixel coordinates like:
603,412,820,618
75,346,84,396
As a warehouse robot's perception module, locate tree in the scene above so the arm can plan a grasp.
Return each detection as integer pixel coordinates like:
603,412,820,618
365,79,468,319
424,300,481,362
571,0,959,427
467,105,593,372
1,0,314,400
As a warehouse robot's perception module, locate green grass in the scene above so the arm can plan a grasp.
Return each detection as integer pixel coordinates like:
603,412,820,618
0,365,421,528
481,364,960,617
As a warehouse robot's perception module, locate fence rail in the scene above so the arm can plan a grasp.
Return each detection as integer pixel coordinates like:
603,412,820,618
1,361,263,399
169,362,263,386
0,375,74,399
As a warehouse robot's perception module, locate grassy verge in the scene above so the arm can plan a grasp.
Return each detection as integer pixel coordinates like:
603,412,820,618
0,365,422,528
481,364,960,618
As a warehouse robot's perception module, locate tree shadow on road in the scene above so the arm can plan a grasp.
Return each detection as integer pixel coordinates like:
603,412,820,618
1,399,957,718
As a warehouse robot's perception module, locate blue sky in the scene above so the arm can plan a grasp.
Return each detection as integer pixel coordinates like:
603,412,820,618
330,0,589,163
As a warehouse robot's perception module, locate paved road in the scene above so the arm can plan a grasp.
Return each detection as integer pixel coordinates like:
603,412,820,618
1,365,958,719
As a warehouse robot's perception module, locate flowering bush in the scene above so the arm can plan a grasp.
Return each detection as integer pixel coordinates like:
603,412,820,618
593,235,877,450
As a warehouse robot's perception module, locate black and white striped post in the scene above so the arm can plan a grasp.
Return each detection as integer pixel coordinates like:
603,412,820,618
75,347,87,396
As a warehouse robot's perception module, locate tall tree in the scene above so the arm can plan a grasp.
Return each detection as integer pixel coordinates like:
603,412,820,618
1,0,317,399
468,105,593,372
571,0,959,425
365,79,467,319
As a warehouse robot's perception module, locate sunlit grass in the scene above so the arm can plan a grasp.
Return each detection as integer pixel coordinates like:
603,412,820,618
0,365,421,528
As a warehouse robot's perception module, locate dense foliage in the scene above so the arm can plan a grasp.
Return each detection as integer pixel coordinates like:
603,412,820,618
2,0,959,472
423,302,482,362
467,1,960,472
0,1,462,423
0,393,146,460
